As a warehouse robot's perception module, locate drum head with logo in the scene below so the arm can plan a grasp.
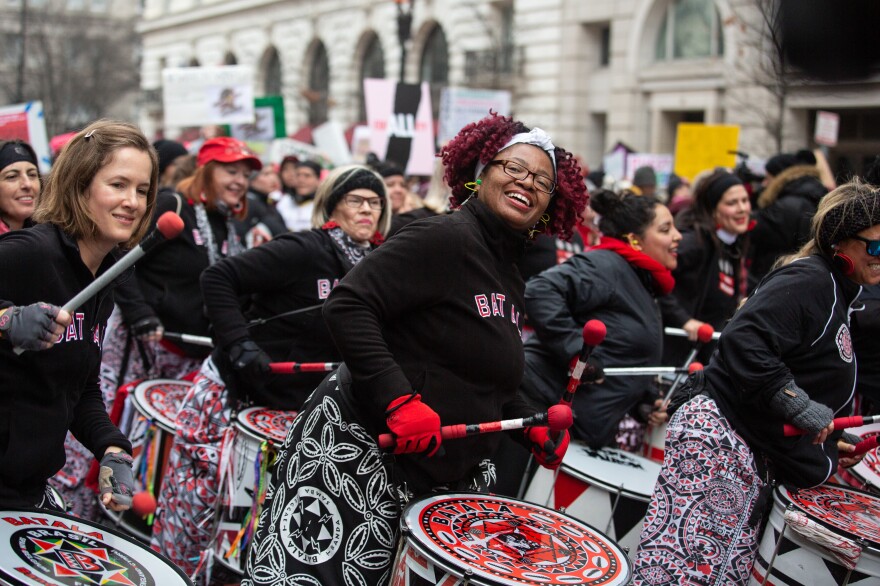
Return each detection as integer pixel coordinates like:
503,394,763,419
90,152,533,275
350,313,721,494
0,509,192,585
401,493,632,585
562,443,661,501
131,379,192,433
777,484,880,550
235,407,298,444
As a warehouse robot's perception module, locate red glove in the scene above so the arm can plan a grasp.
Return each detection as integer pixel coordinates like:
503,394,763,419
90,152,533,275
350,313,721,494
525,427,570,470
385,394,442,456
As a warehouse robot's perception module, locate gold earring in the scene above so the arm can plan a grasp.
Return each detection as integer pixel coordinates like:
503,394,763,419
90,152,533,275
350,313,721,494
626,233,641,250
528,213,551,240
465,179,481,194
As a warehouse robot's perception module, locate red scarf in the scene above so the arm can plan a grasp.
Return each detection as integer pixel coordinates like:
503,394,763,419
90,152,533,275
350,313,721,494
321,220,384,246
589,236,675,295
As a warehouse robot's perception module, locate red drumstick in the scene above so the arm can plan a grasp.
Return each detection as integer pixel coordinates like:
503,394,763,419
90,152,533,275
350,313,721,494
851,436,879,457
377,404,573,450
269,361,340,374
559,320,607,406
783,414,880,437
662,325,714,407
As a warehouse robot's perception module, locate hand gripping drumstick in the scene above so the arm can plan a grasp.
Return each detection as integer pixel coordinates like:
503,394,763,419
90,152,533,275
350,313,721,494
559,320,607,406
377,404,573,450
269,361,340,374
783,414,880,437
14,212,184,355
661,324,715,408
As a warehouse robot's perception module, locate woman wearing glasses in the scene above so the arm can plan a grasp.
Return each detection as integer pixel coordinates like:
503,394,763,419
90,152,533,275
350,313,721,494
151,165,390,574
241,113,588,585
632,179,879,585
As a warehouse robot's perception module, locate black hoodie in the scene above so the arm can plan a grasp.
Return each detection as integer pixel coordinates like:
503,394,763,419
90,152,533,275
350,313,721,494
0,224,131,506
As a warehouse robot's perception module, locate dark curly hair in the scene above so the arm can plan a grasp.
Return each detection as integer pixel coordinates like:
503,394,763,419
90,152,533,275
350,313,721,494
439,112,588,240
589,189,660,239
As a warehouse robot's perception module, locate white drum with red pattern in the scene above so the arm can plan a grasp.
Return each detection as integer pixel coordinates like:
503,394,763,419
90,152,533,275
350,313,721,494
749,484,880,585
392,493,632,585
524,442,660,558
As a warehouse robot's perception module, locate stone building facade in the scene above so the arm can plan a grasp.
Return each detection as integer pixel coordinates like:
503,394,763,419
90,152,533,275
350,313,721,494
138,0,880,176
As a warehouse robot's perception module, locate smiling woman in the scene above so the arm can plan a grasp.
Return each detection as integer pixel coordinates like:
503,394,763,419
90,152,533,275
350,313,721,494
0,140,40,234
0,120,158,513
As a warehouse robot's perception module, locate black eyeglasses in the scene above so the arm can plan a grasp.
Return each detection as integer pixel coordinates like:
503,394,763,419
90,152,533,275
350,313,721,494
342,194,384,211
488,160,556,194
852,235,880,256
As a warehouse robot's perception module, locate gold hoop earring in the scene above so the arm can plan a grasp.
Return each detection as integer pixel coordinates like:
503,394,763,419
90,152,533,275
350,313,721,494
465,179,481,194
528,213,551,240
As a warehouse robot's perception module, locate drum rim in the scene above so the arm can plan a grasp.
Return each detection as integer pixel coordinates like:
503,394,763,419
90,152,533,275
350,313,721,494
776,483,880,551
0,506,193,585
234,407,297,444
400,491,633,586
560,444,659,502
132,378,192,433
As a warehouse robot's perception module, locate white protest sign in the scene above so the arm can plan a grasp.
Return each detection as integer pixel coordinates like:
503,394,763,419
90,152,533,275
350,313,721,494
163,66,255,127
439,87,511,144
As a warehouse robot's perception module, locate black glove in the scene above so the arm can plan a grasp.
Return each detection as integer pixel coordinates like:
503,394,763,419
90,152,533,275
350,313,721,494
228,339,272,385
98,452,135,508
769,382,833,435
130,316,163,339
581,356,604,383
0,303,63,351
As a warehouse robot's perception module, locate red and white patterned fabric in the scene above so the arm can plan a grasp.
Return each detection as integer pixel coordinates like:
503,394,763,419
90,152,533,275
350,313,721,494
632,394,765,585
150,358,231,576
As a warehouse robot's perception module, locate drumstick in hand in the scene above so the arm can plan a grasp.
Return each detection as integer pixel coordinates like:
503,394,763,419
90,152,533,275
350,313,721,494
783,414,880,437
377,404,573,450
269,361,340,373
560,320,607,406
14,212,184,355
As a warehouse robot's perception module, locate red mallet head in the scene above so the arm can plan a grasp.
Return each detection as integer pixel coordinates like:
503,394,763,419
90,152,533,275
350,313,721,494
547,404,574,432
582,319,607,347
696,324,715,344
131,491,157,517
156,211,184,240
688,361,704,373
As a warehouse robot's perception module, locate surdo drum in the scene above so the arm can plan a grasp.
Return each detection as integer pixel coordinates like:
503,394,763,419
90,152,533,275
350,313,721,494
834,423,880,494
749,484,880,585
392,493,633,585
523,443,660,558
0,508,191,585
104,379,191,542
212,406,298,574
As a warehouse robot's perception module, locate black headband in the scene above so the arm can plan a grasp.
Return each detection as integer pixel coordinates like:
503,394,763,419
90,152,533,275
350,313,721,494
324,168,386,217
0,142,38,173
704,172,743,211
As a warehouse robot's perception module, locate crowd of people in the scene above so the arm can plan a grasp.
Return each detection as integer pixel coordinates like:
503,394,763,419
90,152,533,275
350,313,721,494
0,114,878,586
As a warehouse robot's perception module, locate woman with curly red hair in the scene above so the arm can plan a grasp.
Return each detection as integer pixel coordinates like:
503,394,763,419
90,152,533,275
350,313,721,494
240,113,587,586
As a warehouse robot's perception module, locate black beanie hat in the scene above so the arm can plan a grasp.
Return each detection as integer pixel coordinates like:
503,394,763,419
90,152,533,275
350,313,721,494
153,139,188,176
765,153,797,177
324,167,386,217
297,160,323,177
703,171,743,212
817,183,880,252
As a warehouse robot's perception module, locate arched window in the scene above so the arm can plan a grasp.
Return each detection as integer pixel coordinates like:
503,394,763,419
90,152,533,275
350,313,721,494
263,46,282,96
419,25,448,119
655,0,724,61
308,42,330,125
223,51,237,65
359,34,385,122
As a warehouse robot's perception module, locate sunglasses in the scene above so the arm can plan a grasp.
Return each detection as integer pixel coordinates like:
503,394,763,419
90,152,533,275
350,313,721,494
852,235,880,256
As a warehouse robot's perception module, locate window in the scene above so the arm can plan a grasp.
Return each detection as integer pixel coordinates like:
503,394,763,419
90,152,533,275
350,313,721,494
308,42,330,126
600,26,611,66
223,51,237,66
359,34,385,122
263,47,282,97
655,0,723,61
419,26,448,119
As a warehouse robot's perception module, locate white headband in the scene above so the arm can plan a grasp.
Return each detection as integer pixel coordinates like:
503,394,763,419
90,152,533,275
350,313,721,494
474,127,557,181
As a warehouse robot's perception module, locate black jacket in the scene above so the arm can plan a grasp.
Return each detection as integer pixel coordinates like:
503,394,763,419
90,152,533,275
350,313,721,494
116,190,240,358
521,249,663,447
750,165,827,289
660,226,747,365
705,253,859,487
201,228,365,409
324,198,535,489
0,224,131,506
852,284,880,406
